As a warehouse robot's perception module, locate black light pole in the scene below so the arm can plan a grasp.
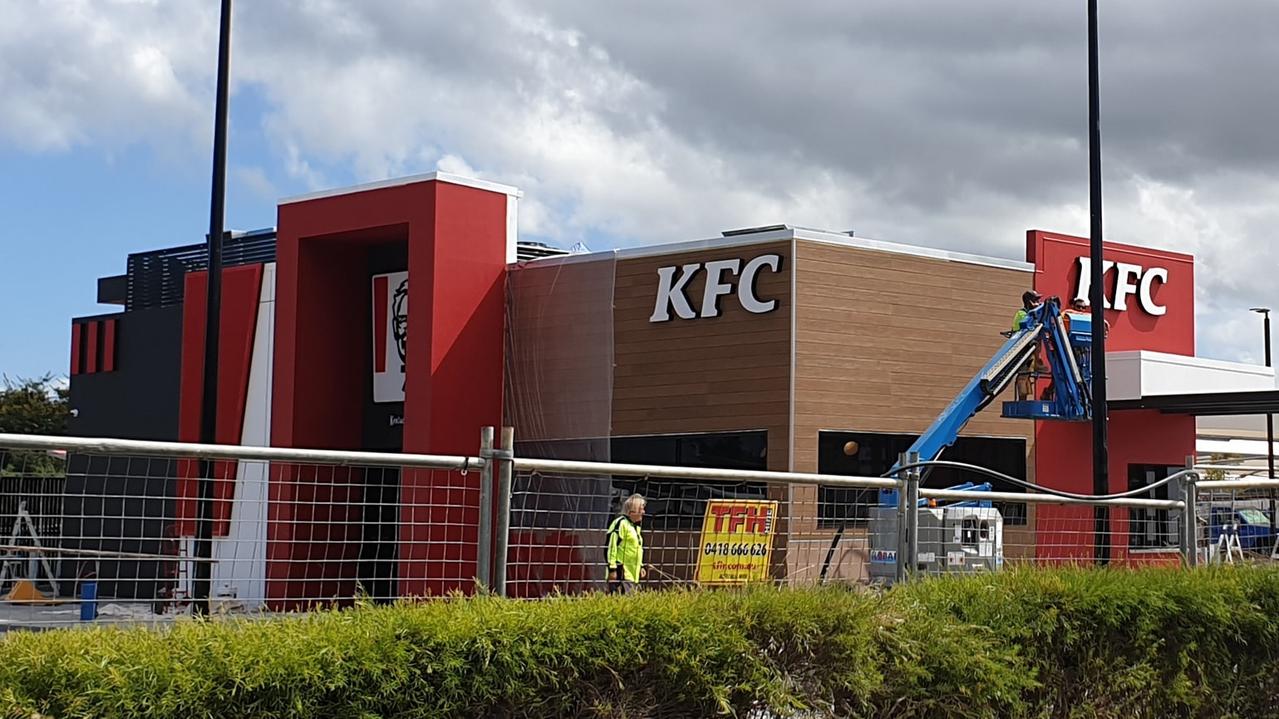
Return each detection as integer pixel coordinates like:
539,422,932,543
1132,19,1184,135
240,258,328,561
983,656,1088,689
1251,307,1274,535
1087,0,1111,564
195,0,234,617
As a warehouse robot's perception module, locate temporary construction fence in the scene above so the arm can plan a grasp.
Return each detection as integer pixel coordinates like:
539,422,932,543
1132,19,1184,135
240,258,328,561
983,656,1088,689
0,433,485,628
1192,466,1279,565
1,430,1278,628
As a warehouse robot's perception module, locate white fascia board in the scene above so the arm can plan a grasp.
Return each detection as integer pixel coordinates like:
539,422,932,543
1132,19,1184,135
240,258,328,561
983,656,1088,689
613,229,797,260
1107,350,1277,400
508,226,1033,273
505,230,796,269
506,194,519,265
1197,437,1279,460
1198,415,1269,439
1105,352,1146,401
281,171,522,205
790,228,1035,273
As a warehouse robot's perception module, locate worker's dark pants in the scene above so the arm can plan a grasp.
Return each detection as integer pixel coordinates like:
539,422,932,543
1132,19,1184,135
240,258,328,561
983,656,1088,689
1017,351,1049,400
607,579,638,595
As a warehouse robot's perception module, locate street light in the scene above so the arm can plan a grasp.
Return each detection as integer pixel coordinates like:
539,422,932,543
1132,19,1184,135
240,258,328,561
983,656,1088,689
1251,306,1274,536
1087,0,1110,565
195,0,234,618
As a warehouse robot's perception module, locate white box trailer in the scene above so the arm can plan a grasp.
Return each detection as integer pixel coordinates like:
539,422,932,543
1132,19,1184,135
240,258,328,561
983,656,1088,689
868,504,1004,583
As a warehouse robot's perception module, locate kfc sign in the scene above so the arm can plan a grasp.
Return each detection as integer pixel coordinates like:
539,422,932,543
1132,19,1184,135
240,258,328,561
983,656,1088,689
372,270,408,403
1073,257,1168,316
1027,230,1193,355
650,253,783,322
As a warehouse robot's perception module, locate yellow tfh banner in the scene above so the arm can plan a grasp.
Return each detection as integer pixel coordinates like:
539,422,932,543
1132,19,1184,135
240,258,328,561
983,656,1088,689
695,499,779,585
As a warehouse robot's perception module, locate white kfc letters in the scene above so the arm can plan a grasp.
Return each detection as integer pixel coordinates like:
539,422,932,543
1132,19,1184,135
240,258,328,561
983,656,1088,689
650,253,783,322
1074,257,1168,316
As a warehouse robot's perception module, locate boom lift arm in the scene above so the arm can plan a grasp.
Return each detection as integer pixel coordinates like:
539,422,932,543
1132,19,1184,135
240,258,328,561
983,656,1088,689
882,297,1093,502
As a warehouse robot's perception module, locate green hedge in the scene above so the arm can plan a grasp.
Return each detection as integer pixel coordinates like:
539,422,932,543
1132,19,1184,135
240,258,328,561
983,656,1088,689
2,567,1278,718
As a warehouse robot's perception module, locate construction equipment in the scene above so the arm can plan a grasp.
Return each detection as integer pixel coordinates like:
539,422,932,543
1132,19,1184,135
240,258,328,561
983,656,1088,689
868,297,1094,582
895,296,1092,473
0,501,61,602
868,482,1005,580
1207,505,1273,553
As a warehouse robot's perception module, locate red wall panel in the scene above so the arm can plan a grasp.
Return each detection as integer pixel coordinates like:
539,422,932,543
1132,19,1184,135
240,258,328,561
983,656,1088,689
102,319,117,372
1027,230,1196,561
269,178,509,604
175,264,264,537
1033,411,1194,563
399,182,508,594
372,274,388,373
1026,230,1194,354
85,321,99,374
70,322,83,376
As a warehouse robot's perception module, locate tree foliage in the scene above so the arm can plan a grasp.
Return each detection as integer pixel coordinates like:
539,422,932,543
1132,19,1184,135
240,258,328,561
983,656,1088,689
1202,452,1230,482
0,374,70,475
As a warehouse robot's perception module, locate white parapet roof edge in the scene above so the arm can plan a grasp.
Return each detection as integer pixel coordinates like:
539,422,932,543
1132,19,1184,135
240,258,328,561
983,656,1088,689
1108,350,1278,379
791,227,1033,273
280,171,523,205
511,225,1034,273
1197,438,1279,462
1107,350,1277,401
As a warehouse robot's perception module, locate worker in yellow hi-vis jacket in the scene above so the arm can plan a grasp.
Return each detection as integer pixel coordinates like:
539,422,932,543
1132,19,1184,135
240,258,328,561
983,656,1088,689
606,494,646,594
1012,290,1050,401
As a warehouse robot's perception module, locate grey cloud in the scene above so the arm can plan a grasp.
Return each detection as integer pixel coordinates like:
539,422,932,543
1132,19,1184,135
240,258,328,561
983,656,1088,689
0,0,215,152
1,0,1276,362
534,1,1279,208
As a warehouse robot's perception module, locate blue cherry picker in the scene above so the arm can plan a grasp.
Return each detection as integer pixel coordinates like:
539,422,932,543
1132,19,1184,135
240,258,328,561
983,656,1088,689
863,296,1096,581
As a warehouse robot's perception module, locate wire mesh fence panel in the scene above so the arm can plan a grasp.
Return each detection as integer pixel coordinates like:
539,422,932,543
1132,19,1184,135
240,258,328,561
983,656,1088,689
0,443,483,629
504,469,896,595
1196,484,1279,565
1002,503,1183,568
10,432,1279,629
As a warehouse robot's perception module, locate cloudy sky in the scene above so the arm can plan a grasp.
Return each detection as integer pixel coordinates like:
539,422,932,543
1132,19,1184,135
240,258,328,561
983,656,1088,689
2,0,1277,381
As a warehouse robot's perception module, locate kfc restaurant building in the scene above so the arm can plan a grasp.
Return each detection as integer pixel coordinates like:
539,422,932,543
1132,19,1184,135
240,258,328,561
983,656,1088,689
67,172,1278,601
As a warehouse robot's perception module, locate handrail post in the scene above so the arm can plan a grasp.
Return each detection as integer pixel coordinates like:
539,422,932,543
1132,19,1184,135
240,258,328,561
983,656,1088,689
905,451,921,581
1178,455,1199,568
494,426,515,597
476,427,495,591
894,452,910,585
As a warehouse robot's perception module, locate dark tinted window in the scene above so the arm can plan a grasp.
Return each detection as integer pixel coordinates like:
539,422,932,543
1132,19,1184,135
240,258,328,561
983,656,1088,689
610,431,768,531
1128,464,1178,550
817,431,1028,527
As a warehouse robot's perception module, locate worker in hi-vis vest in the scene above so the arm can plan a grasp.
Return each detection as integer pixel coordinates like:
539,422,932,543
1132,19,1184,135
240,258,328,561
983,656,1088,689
606,493,647,594
1012,290,1050,401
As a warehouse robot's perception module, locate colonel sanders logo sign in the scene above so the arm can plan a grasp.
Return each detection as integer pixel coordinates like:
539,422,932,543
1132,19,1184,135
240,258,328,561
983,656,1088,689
372,271,408,403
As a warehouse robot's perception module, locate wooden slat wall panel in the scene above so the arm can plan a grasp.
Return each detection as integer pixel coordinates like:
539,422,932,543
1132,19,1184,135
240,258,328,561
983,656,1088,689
506,258,618,443
611,241,792,471
792,240,1036,468
513,235,1041,581
790,240,1038,576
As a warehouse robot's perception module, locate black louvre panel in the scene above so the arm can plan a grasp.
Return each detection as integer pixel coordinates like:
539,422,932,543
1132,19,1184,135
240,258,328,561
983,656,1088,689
126,231,565,311
125,230,277,311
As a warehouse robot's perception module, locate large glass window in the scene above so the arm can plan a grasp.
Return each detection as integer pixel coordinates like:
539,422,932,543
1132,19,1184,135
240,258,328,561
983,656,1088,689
817,431,1028,527
609,431,769,531
1128,464,1179,550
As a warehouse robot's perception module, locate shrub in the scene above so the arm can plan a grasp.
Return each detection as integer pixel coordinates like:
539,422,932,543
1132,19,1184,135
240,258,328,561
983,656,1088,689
1,567,1276,718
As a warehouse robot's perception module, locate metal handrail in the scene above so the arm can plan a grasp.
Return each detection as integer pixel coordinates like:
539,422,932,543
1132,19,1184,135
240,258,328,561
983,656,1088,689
0,433,481,471
920,487,1183,510
889,459,1195,502
1195,478,1279,491
512,456,898,489
0,433,1205,507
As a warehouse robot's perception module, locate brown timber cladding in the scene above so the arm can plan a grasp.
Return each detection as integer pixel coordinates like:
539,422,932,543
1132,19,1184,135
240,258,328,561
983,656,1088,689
505,258,617,442
610,240,792,472
611,241,793,582
790,239,1038,581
